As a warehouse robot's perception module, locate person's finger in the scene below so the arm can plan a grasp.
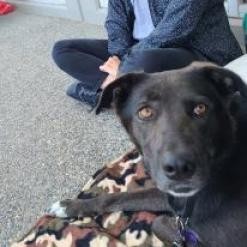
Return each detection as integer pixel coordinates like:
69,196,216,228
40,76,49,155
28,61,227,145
99,65,113,74
99,65,105,71
99,67,109,73
100,60,119,75
100,62,111,69
99,64,108,71
100,58,111,68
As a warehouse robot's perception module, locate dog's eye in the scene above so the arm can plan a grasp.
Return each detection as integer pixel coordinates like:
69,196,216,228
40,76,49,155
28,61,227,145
193,103,207,118
138,106,155,120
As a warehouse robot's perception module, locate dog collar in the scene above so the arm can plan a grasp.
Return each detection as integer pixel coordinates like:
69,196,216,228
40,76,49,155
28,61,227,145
172,217,200,247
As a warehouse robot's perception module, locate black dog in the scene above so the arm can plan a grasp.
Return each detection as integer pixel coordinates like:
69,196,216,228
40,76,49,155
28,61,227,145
49,62,247,247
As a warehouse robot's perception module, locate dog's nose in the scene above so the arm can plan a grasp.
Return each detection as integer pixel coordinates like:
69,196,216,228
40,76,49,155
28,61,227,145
163,153,195,180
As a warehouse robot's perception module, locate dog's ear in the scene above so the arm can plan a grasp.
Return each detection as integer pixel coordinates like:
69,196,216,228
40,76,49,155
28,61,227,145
95,72,147,114
191,62,247,98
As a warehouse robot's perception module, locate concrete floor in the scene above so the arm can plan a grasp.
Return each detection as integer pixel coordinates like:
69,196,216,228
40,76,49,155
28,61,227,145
0,12,131,246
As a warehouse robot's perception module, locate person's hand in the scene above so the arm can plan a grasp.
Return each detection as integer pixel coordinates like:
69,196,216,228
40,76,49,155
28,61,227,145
99,56,121,76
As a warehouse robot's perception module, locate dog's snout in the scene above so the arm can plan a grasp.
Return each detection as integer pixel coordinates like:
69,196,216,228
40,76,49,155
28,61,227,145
163,153,195,180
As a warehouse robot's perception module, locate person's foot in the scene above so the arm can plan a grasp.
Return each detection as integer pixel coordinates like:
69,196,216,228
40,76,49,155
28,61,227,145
66,82,100,108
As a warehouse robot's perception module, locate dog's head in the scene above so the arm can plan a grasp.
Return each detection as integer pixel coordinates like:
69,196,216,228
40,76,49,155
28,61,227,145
96,62,247,197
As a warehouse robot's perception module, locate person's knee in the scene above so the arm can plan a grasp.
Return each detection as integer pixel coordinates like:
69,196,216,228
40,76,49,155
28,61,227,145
120,48,198,74
52,40,71,65
120,49,167,74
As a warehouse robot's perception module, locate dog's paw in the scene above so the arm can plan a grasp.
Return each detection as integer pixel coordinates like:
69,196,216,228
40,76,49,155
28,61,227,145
47,199,87,219
48,200,69,218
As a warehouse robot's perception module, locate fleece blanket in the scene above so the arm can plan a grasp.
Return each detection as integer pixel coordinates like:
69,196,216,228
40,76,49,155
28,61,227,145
12,149,178,247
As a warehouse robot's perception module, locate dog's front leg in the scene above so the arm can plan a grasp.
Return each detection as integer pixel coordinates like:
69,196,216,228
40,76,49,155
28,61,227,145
152,215,178,243
49,188,171,218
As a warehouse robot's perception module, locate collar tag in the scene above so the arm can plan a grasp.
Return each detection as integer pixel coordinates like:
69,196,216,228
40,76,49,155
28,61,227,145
173,216,199,247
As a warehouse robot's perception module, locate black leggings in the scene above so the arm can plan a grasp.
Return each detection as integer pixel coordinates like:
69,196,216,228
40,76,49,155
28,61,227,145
52,39,206,91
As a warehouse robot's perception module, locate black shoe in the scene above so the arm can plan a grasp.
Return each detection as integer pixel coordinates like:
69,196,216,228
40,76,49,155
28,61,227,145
66,82,100,108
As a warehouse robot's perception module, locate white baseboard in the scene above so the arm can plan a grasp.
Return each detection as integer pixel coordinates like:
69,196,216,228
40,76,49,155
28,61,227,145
8,0,80,20
229,17,243,26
